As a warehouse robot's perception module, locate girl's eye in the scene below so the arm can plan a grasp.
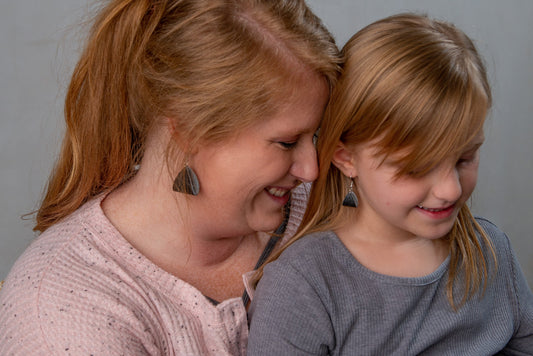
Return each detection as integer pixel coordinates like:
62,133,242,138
457,143,482,166
457,151,479,166
457,156,474,165
278,141,298,149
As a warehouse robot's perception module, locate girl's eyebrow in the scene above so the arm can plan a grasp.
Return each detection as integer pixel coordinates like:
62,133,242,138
464,140,484,152
463,132,485,151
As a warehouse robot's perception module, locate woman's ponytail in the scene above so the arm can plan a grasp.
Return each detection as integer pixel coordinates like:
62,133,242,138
35,0,164,232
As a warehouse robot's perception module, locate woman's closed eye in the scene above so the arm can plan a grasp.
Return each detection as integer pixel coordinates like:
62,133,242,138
278,141,298,150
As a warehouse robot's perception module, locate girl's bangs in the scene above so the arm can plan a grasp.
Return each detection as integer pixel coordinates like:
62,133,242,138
373,78,490,178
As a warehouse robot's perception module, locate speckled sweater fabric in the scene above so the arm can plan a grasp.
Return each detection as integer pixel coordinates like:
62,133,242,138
0,184,309,355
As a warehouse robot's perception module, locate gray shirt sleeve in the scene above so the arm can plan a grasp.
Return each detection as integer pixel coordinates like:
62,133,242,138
247,259,334,355
500,232,533,354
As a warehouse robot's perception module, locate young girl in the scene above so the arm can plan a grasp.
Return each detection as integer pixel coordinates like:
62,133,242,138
0,0,339,354
247,13,533,355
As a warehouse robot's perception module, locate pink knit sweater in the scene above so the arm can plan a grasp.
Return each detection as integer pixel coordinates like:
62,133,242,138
0,185,308,355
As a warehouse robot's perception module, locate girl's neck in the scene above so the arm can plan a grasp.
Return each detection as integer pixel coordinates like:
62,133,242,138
335,217,449,278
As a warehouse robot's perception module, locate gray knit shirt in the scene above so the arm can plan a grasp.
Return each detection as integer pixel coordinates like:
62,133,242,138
247,218,533,355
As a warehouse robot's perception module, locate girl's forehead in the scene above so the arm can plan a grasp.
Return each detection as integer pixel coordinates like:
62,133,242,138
355,126,485,172
466,130,485,147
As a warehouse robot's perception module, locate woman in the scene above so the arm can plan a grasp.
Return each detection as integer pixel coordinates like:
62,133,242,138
0,0,340,354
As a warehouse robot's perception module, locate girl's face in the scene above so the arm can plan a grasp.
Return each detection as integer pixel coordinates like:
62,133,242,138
347,132,484,242
188,74,328,239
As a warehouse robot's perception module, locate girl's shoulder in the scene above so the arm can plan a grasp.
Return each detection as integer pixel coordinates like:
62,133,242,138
474,216,512,253
281,230,339,258
475,216,503,233
275,230,349,275
474,216,527,289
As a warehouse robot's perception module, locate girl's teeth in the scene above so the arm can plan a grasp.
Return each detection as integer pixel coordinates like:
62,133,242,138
418,205,446,212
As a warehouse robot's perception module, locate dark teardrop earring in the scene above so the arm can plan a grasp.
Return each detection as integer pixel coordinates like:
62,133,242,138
172,165,200,196
342,177,358,208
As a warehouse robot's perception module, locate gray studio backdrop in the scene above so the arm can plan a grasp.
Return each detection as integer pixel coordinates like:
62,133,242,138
1,1,532,288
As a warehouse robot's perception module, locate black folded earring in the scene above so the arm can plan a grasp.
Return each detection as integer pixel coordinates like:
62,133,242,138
172,165,200,196
342,177,358,208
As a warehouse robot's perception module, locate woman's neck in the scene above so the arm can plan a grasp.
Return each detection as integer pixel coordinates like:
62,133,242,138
101,163,267,300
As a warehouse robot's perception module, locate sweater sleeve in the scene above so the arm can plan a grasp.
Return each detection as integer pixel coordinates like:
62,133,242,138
504,239,533,354
476,217,533,354
0,262,163,355
247,258,334,355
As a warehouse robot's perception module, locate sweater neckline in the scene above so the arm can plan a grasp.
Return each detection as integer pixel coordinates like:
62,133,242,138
328,230,451,286
81,194,246,311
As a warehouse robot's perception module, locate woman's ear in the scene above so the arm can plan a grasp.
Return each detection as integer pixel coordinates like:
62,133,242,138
165,117,198,154
332,142,357,177
166,117,183,142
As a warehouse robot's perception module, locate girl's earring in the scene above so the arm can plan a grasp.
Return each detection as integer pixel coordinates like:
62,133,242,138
342,177,358,208
172,164,200,196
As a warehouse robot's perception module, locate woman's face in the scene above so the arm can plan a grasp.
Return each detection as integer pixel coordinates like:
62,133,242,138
189,75,329,238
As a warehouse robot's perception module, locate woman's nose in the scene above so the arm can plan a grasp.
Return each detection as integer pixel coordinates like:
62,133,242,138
291,143,319,183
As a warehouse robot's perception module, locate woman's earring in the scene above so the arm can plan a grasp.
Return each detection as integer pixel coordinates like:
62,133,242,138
342,177,358,208
172,165,200,196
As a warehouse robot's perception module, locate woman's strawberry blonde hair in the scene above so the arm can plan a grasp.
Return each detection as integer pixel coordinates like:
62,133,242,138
34,0,341,232
256,13,496,310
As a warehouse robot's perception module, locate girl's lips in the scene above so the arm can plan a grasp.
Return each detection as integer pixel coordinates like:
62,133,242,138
416,204,455,219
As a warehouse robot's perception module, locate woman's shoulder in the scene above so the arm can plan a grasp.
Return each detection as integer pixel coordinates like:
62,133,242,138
1,198,138,322
2,198,110,287
0,196,232,354
0,198,124,351
2,196,109,286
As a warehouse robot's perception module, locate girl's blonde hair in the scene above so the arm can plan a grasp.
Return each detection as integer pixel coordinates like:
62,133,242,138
257,13,495,309
35,0,341,232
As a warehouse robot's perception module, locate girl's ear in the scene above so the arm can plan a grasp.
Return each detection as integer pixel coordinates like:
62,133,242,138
332,142,357,177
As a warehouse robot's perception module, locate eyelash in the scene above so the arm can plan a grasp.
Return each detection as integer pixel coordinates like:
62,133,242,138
403,152,478,178
457,156,475,165
457,149,479,166
277,130,320,150
407,157,475,174
278,141,298,150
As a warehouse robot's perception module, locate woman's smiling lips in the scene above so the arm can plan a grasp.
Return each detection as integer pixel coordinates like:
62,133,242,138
266,186,292,205
416,204,456,219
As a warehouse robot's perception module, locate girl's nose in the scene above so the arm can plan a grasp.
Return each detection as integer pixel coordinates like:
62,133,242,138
432,166,462,203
